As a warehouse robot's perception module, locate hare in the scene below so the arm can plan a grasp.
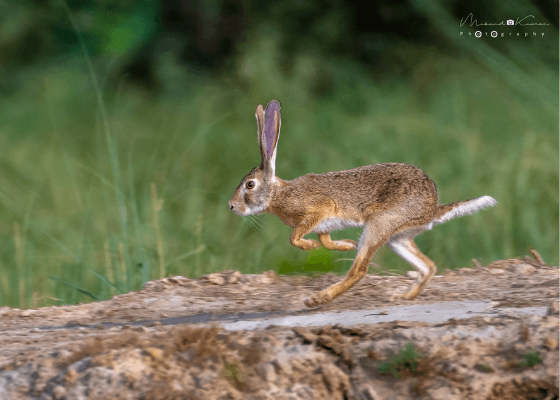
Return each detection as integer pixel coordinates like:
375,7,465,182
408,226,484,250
229,100,497,307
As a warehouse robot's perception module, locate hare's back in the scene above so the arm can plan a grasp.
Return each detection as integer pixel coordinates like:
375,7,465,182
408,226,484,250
304,163,438,208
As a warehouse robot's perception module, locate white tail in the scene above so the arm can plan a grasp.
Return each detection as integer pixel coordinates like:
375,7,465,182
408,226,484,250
433,196,497,225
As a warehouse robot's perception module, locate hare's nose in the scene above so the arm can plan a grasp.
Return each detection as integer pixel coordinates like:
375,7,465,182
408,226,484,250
228,201,234,210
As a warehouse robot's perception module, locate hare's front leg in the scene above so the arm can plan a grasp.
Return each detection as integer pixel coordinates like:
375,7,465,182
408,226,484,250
318,233,357,251
289,218,321,250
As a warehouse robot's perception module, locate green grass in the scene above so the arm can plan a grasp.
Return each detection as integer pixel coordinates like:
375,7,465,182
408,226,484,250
376,343,425,379
515,351,543,368
0,30,557,308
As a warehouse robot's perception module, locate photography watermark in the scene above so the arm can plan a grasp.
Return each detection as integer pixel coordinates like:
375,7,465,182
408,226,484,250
468,30,544,38
459,13,549,38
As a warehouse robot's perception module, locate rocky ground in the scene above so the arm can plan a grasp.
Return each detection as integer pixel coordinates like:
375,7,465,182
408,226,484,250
0,250,558,399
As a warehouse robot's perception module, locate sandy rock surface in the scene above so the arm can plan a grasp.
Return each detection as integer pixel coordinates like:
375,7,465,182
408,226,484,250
0,252,558,399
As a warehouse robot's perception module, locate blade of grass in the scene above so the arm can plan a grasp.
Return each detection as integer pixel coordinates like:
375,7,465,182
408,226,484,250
151,183,165,278
49,276,100,301
30,223,80,263
165,244,206,271
90,270,123,295
59,0,131,290
128,144,150,286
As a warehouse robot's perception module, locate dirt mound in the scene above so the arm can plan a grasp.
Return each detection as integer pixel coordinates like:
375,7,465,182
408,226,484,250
0,252,558,399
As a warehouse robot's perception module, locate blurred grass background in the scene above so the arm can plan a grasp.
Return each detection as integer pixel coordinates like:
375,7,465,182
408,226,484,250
0,0,557,308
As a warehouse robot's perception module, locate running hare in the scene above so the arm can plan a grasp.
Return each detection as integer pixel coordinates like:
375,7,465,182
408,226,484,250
229,100,496,307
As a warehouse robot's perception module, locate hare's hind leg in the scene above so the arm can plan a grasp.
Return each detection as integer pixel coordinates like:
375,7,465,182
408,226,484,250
304,225,388,307
386,237,436,300
318,233,357,251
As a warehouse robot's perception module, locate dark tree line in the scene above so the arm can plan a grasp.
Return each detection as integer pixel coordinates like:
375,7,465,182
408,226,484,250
0,0,556,93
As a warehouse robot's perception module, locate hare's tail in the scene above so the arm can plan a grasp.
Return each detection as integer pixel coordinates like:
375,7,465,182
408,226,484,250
432,196,497,226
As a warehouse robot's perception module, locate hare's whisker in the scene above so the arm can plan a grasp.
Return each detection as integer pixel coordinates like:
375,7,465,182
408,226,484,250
247,216,262,232
250,215,265,229
244,217,256,229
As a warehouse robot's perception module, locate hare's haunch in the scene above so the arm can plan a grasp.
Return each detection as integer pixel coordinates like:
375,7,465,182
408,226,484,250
229,100,497,307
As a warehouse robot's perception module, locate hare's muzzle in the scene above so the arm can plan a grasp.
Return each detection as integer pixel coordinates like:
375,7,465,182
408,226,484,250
229,201,247,216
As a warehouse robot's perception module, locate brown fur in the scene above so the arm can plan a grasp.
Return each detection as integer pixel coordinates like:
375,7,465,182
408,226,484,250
229,100,496,307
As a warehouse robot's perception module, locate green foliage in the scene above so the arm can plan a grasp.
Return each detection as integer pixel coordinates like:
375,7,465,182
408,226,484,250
221,361,247,388
0,0,556,308
505,350,543,369
516,351,542,368
474,363,494,373
376,343,424,379
276,248,339,275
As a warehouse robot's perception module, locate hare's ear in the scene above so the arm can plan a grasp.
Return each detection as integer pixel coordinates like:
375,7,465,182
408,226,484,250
255,104,265,158
260,100,281,177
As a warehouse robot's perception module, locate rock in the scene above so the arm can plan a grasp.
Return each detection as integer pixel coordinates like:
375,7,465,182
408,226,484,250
142,281,158,291
255,362,276,382
547,300,559,316
201,270,245,285
203,273,226,285
319,364,350,396
512,264,536,275
536,268,558,276
396,329,415,340
284,384,315,399
440,332,456,342
242,271,278,285
271,358,291,375
143,347,163,360
488,269,505,275
65,368,78,384
166,276,190,285
427,384,460,400
228,270,242,284
457,268,475,275
260,270,278,284
53,385,67,399
157,275,202,288
0,254,558,400
543,337,558,350
316,335,352,368
361,387,381,400
406,271,419,279
293,327,317,344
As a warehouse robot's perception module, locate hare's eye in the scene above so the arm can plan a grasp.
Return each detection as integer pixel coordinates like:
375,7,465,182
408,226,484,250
246,180,256,189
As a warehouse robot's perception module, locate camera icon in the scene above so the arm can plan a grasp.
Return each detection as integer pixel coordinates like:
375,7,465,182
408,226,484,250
507,19,514,25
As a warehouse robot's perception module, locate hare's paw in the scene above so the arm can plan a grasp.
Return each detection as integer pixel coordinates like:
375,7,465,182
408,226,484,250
318,234,356,251
304,291,332,308
296,239,321,251
390,287,420,302
389,293,407,302
334,239,357,251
